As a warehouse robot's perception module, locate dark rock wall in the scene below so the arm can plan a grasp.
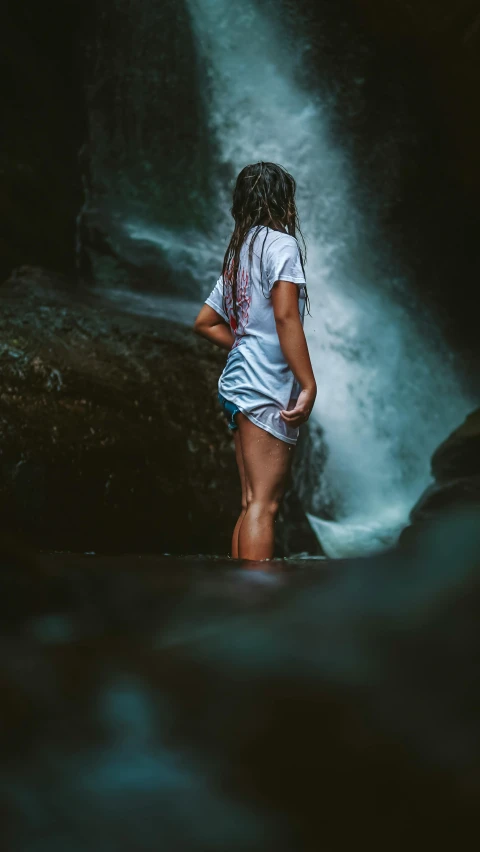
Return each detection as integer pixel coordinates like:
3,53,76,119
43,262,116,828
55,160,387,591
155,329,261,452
0,2,94,283
399,406,480,547
286,0,480,358
84,0,215,230
0,268,239,554
350,0,480,354
80,0,218,294
353,0,480,195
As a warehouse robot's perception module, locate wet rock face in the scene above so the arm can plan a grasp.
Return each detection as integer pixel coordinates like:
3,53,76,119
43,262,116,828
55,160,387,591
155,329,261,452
399,407,480,547
351,0,480,179
0,267,316,556
0,2,95,282
431,409,480,483
289,0,480,361
0,267,240,554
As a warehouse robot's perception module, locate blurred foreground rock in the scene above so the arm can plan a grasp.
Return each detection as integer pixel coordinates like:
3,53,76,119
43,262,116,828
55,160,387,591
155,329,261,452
0,505,479,850
0,267,318,556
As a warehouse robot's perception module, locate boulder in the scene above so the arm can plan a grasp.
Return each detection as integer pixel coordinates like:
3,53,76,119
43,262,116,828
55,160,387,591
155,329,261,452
0,267,239,554
431,408,480,482
398,406,480,547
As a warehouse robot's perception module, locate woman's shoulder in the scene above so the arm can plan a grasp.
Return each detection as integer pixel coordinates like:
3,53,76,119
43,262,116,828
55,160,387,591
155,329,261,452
245,227,301,263
264,230,301,262
266,228,298,243
258,228,299,254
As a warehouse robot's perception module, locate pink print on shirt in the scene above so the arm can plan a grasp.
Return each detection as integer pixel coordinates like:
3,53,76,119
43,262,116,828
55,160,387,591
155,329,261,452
224,264,251,348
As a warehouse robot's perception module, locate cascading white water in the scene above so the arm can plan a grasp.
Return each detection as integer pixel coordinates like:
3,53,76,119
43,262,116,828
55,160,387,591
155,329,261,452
116,0,474,557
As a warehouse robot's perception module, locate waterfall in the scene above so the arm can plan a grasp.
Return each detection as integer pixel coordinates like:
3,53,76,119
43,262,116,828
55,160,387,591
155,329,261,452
178,0,472,557
89,0,475,557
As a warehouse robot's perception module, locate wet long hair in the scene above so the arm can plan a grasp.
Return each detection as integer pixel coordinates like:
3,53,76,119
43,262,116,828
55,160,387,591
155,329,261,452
221,161,310,324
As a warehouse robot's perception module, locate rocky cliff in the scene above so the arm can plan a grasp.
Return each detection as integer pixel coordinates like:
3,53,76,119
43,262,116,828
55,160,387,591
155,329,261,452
0,267,237,553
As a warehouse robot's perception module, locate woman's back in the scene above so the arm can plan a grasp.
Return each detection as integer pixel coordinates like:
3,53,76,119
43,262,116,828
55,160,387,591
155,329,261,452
205,225,307,444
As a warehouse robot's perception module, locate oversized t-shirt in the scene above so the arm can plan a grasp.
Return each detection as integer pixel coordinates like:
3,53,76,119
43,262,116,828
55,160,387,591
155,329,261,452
205,225,307,444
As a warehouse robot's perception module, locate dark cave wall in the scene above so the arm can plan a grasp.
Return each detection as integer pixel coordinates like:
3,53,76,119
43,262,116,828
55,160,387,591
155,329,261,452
84,0,216,229
352,0,480,193
0,3,94,283
355,0,480,360
350,0,480,354
286,0,480,359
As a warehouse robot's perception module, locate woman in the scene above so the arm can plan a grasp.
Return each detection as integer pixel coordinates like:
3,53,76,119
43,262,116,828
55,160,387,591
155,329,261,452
193,161,316,560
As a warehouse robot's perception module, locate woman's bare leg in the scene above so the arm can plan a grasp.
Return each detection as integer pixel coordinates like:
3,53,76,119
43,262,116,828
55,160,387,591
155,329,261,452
231,428,252,558
236,412,294,560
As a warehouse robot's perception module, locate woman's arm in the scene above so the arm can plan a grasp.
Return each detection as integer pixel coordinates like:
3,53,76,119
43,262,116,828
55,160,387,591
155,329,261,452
193,304,234,351
271,280,317,427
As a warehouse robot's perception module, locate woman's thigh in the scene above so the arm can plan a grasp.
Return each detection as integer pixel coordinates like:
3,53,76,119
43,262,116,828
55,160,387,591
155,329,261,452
236,412,294,505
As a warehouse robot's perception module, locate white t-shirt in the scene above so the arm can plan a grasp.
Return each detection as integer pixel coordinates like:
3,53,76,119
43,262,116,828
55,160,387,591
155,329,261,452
205,225,307,444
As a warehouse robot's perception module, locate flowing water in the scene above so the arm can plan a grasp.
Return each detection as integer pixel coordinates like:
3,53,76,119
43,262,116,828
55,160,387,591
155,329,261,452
87,0,475,557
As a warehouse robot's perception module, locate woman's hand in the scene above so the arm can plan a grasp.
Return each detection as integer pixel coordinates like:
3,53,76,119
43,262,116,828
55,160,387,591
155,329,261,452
280,385,317,428
272,280,317,428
